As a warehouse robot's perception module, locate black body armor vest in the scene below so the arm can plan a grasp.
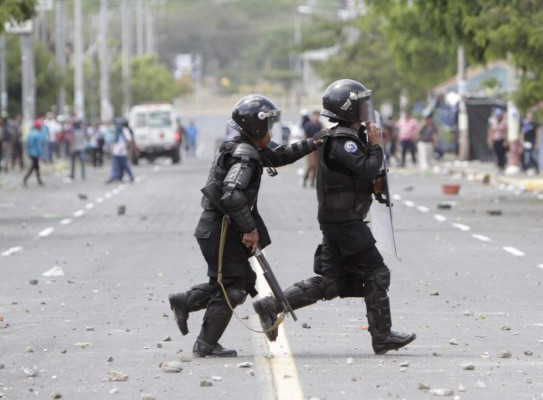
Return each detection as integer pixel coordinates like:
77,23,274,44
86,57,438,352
316,126,373,223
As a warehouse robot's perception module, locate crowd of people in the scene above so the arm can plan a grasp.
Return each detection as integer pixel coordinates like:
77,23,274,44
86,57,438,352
0,111,138,187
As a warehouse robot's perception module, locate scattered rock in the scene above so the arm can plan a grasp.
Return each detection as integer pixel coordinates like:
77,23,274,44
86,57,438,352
417,382,430,390
475,381,486,388
429,388,454,396
42,266,64,277
449,338,458,345
107,355,114,362
26,347,34,353
85,326,94,332
237,362,253,368
200,379,213,387
180,354,192,362
399,361,409,367
159,361,183,373
117,205,126,215
501,325,511,331
157,343,162,348
499,350,512,358
50,391,62,399
430,291,440,296
524,350,533,356
75,342,92,349
163,336,171,342
462,363,475,370
211,376,222,381
458,384,466,392
29,279,38,285
463,310,473,316
302,323,311,329
78,193,88,200
486,210,502,216
141,394,155,400
108,388,119,394
525,378,532,384
22,366,39,377
346,357,353,365
107,371,128,381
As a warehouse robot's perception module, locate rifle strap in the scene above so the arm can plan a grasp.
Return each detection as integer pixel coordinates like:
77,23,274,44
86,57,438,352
217,215,285,334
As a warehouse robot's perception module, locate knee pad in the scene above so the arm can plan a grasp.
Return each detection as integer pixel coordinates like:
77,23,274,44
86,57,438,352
374,265,390,291
225,287,247,306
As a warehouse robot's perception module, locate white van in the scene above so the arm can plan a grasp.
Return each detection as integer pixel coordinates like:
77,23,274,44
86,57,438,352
128,103,181,164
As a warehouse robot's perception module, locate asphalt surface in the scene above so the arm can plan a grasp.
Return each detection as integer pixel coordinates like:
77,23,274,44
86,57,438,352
1,119,543,400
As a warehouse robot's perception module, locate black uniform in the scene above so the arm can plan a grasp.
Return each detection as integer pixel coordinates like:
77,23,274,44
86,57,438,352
253,78,415,355
170,135,318,357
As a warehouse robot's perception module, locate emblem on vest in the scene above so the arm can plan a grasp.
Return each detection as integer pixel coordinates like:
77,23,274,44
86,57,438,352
344,140,358,153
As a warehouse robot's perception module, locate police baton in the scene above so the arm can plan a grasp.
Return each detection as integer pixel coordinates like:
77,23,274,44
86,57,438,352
254,246,298,321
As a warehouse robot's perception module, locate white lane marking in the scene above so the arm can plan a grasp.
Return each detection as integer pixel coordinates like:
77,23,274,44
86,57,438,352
434,214,447,222
73,210,85,218
452,223,471,231
538,264,543,270
112,188,121,195
1,246,23,256
38,227,54,237
85,203,95,210
503,246,525,257
417,206,429,213
392,194,402,201
96,197,104,203
251,256,304,400
472,234,491,242
59,219,72,225
105,193,112,199
403,200,415,207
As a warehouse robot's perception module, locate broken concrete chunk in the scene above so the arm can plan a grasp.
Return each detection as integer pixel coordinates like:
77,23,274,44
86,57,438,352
107,371,128,381
159,361,183,373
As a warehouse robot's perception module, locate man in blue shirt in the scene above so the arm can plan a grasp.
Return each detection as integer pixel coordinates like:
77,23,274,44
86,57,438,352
23,119,46,186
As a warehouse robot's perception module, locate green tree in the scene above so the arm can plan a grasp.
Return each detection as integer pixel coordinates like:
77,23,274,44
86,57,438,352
5,35,61,117
0,0,36,32
110,55,183,115
381,0,543,112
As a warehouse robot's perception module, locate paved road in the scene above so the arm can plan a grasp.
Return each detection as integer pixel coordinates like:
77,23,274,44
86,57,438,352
1,120,542,399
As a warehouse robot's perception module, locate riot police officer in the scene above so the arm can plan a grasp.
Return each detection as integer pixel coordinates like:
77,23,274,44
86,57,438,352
253,79,416,355
169,94,322,357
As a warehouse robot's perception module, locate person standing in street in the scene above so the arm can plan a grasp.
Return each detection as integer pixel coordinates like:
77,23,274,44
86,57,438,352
10,114,24,171
520,109,539,174
487,108,509,173
168,94,322,358
302,110,324,188
23,119,46,187
185,119,198,157
253,79,416,355
395,110,418,168
416,114,437,171
43,112,61,164
106,118,135,183
69,119,87,180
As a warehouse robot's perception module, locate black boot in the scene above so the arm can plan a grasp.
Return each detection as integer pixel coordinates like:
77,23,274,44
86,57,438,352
253,296,279,342
193,296,236,357
169,283,215,335
169,293,190,335
193,339,237,358
372,331,417,355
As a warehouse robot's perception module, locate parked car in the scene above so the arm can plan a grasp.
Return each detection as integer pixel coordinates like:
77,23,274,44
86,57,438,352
128,103,181,164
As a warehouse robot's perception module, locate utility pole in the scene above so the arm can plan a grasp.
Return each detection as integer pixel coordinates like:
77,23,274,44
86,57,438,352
74,0,84,119
100,0,112,121
136,0,144,56
457,45,469,161
21,33,36,132
0,35,7,113
55,0,66,115
145,3,154,55
121,0,132,116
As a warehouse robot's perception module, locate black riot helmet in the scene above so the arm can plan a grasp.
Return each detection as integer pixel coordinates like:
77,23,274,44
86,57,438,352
321,79,373,124
227,94,281,140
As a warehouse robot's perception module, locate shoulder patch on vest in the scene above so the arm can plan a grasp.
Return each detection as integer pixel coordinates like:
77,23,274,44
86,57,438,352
344,140,358,153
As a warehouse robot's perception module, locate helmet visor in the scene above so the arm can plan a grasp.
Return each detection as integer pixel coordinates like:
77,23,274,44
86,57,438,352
349,89,373,123
258,108,281,139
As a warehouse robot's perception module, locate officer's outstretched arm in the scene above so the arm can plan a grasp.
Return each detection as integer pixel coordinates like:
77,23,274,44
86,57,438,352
220,160,257,233
263,137,319,167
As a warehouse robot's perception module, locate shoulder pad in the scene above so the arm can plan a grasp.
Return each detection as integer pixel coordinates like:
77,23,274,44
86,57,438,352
313,128,332,141
232,142,260,161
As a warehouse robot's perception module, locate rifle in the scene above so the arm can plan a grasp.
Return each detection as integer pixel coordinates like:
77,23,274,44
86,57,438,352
201,182,298,321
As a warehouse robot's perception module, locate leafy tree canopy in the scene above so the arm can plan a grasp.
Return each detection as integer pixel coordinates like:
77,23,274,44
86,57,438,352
0,0,36,32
